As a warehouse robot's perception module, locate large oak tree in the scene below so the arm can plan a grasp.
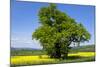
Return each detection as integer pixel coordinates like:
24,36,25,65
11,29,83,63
32,4,91,59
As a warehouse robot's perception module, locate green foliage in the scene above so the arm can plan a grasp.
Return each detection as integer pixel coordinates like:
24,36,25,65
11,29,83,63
32,3,91,59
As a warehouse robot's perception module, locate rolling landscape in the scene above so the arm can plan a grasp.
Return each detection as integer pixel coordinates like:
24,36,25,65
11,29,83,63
11,45,95,66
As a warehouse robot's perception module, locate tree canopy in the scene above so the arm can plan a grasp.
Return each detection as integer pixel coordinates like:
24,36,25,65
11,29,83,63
32,4,91,59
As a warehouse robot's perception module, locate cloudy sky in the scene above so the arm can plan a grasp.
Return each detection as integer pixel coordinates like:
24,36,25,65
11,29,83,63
11,0,95,49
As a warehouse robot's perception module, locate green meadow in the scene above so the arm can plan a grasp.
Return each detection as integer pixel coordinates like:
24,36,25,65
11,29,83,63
11,45,95,67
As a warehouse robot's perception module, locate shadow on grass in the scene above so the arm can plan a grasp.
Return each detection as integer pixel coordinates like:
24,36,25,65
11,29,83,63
67,56,83,60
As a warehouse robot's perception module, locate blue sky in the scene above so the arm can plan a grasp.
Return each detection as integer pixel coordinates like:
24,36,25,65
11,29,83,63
11,0,95,49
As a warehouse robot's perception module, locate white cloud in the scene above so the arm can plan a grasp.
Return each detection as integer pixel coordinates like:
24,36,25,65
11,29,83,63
11,35,42,49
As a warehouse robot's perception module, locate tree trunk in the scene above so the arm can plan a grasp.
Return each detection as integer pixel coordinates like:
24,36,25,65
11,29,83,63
54,42,61,58
62,47,68,59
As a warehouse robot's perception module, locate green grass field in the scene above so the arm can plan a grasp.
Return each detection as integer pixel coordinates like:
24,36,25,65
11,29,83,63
11,45,95,67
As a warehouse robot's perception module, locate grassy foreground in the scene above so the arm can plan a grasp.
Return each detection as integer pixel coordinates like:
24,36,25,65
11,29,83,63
11,52,95,66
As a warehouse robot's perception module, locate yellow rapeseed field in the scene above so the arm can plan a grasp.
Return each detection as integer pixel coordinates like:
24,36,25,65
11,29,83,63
68,52,95,57
11,52,95,65
11,55,57,65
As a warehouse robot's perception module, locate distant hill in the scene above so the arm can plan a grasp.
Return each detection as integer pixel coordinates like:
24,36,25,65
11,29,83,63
11,45,95,56
11,47,42,50
70,45,95,52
